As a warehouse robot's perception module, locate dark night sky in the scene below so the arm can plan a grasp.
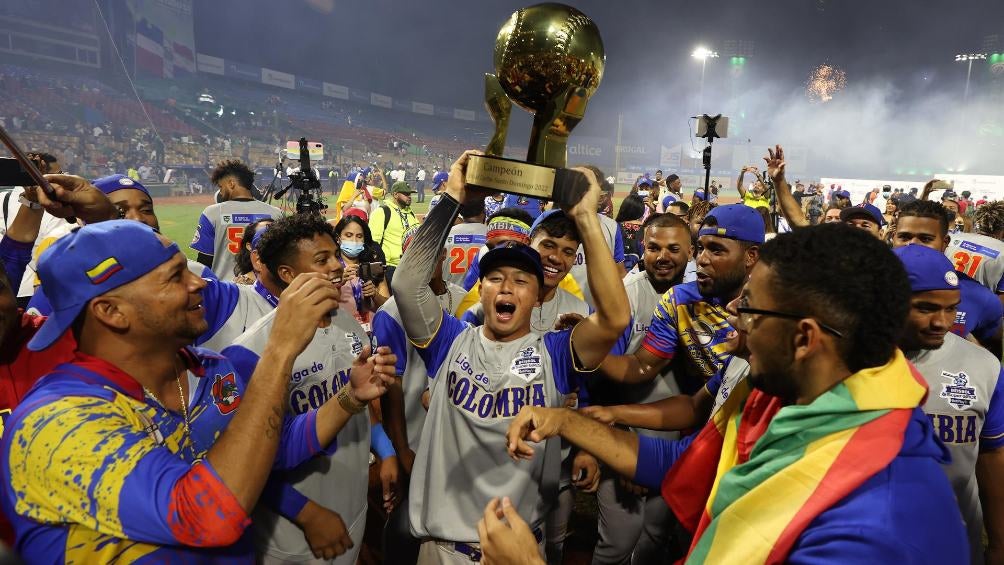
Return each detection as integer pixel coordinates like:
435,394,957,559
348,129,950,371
193,0,1003,107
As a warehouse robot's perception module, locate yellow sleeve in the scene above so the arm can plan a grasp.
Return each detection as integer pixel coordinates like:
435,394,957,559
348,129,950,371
559,273,584,300
455,283,481,317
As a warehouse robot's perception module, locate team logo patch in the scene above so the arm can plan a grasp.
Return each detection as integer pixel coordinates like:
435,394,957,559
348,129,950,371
940,370,977,410
191,228,200,245
510,346,542,382
211,373,242,414
945,271,959,287
86,257,123,284
346,332,363,357
223,215,232,223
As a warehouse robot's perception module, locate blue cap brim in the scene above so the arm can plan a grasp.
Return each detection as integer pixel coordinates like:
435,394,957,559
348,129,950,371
27,302,84,351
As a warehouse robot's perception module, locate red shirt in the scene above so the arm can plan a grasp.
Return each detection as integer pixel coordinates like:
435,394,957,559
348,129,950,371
0,311,76,545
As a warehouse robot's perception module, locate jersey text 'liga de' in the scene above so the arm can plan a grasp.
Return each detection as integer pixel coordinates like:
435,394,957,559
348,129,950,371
191,199,281,280
223,308,370,564
409,313,586,543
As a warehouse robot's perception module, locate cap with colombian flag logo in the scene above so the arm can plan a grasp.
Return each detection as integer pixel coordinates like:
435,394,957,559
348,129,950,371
28,220,181,351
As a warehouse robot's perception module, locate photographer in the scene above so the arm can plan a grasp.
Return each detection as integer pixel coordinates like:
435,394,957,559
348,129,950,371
331,215,389,334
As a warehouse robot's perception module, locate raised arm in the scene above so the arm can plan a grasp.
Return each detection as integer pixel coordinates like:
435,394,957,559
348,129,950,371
599,337,672,384
390,150,480,344
736,166,751,198
765,145,809,228
565,169,631,369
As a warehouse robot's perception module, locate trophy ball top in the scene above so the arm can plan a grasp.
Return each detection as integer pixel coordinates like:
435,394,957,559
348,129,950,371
494,3,605,114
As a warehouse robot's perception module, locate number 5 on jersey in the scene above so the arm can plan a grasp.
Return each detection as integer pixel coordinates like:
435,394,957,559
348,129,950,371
227,226,245,255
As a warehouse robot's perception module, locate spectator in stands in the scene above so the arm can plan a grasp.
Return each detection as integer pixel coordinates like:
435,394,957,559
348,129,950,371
370,181,418,287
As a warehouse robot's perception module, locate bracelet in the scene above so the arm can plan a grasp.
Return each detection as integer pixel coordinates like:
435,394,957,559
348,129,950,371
336,385,366,415
18,195,42,210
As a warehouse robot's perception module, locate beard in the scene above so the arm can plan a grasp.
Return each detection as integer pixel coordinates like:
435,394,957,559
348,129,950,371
747,336,799,404
698,263,746,299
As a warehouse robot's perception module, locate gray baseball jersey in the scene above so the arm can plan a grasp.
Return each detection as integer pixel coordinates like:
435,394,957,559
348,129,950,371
461,288,589,335
908,332,1004,564
947,232,1004,293
408,315,584,543
198,282,275,353
372,284,467,452
569,213,623,309
443,223,488,289
708,357,750,419
191,199,282,280
615,271,682,439
224,308,371,563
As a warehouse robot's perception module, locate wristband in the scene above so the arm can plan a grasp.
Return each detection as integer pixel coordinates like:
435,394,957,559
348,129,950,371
18,195,42,210
337,385,366,415
370,423,396,459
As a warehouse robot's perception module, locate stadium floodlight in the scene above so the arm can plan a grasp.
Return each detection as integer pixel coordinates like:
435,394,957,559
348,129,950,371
955,53,987,102
692,47,719,114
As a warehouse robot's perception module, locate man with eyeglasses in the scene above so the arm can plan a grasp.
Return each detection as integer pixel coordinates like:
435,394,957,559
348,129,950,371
600,204,764,395
893,244,1004,564
505,223,966,563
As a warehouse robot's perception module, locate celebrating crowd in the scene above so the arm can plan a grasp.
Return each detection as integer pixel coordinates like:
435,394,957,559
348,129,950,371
1,142,1003,565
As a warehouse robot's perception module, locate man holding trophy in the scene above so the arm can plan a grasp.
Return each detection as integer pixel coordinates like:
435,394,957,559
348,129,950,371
389,6,621,563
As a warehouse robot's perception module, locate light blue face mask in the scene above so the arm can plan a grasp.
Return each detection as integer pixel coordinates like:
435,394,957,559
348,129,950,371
340,241,365,258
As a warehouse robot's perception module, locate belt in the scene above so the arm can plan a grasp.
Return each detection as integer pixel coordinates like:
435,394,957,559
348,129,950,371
441,527,543,562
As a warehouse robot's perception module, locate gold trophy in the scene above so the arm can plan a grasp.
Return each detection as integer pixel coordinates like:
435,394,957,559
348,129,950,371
466,3,605,209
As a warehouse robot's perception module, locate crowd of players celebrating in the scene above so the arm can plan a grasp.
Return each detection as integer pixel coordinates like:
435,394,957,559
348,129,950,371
1,142,1003,565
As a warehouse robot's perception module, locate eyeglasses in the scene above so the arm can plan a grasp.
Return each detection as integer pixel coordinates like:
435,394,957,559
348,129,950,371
735,299,844,338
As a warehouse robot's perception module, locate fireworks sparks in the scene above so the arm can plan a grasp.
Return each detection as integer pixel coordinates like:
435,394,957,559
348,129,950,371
806,64,847,102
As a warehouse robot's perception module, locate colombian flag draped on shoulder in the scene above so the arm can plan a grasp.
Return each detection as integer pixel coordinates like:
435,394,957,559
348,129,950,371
662,350,927,564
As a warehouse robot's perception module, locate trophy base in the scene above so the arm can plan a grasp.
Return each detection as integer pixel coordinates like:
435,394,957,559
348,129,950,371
466,154,589,210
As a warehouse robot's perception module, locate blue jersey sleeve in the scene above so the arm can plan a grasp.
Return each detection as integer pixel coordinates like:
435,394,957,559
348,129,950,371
259,476,310,521
372,310,408,376
611,219,625,264
633,432,696,490
981,369,1004,451
543,329,582,396
221,344,325,468
195,278,242,347
200,265,218,281
641,291,679,360
462,252,481,291
0,236,32,290
190,213,215,255
972,287,1004,342
608,316,634,356
414,311,468,378
460,308,482,327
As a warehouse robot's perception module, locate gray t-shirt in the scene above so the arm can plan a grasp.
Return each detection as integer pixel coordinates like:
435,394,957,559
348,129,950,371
226,308,371,562
908,332,1004,564
444,222,488,289
408,316,583,542
191,199,282,280
372,284,467,452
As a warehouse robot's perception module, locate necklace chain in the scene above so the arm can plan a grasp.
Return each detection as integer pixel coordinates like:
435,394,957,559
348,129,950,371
143,362,191,437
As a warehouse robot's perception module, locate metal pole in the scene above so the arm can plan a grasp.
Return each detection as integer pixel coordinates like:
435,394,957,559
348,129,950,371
698,59,707,115
614,113,623,181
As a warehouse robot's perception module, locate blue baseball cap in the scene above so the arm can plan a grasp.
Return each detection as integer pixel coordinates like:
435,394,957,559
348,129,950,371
28,220,181,351
529,208,564,234
637,178,653,188
893,245,960,293
834,190,851,200
93,174,151,199
478,241,545,287
250,223,271,250
698,204,766,244
840,203,885,226
432,171,449,187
